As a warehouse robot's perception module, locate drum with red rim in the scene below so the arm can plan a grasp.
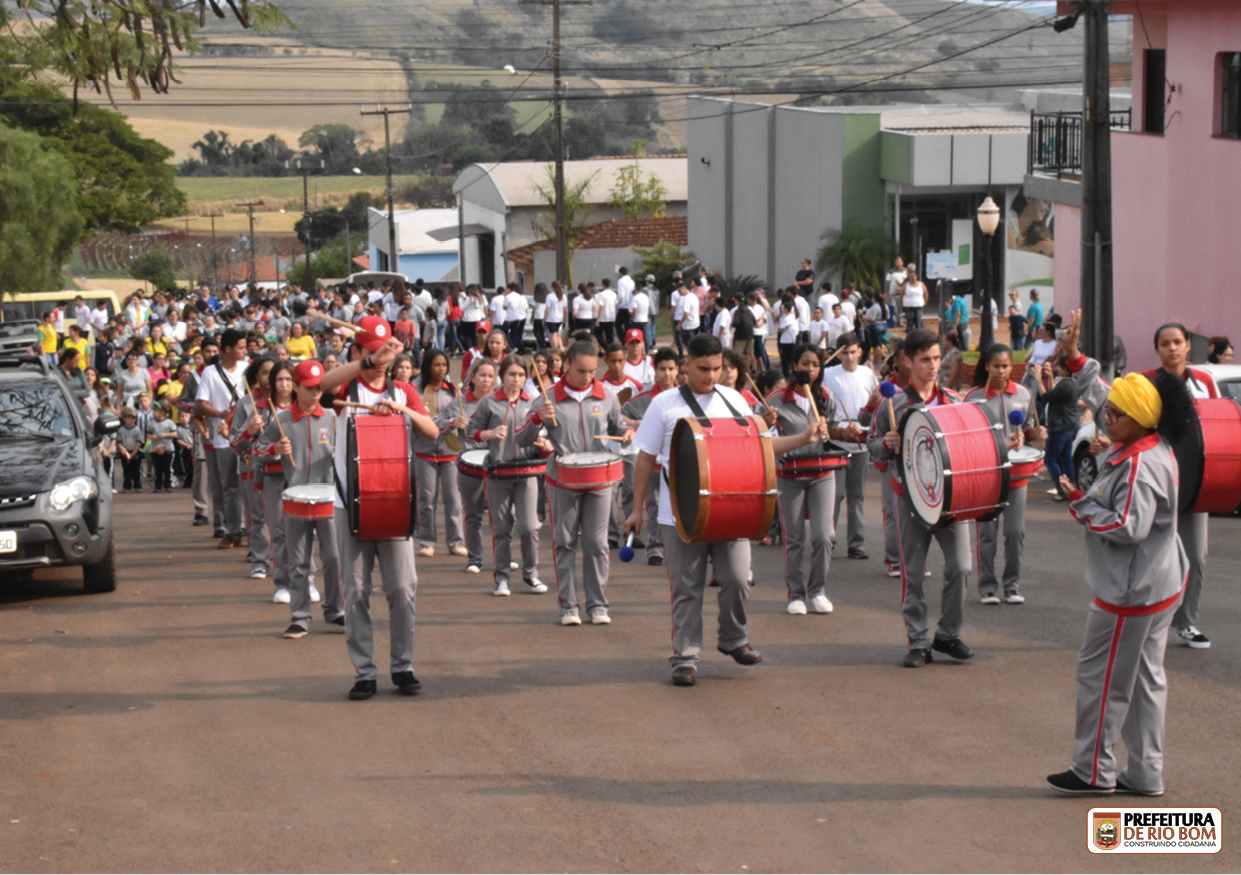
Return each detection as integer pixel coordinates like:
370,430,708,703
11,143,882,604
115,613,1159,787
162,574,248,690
346,414,417,540
778,447,850,478
554,452,623,490
669,415,777,543
489,457,548,479
1172,397,1241,514
1008,446,1045,488
458,449,490,480
282,484,335,519
899,403,1009,528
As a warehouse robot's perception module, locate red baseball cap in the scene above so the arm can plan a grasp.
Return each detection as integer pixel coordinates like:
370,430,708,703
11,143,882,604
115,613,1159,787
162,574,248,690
354,315,392,352
476,320,492,334
293,359,325,387
625,328,644,345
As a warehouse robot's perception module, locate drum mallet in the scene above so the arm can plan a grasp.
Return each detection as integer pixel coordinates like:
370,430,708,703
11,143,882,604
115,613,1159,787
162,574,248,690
619,531,636,563
247,378,294,468
879,381,898,433
1009,408,1026,443
533,369,558,427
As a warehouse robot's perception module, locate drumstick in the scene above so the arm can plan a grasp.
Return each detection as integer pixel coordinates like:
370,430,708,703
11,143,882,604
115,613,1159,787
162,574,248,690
247,380,294,469
595,434,626,442
533,368,558,427
743,371,775,414
305,307,358,334
332,398,420,419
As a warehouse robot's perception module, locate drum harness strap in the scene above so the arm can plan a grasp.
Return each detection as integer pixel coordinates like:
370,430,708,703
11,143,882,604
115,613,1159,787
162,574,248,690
666,384,750,489
335,379,401,506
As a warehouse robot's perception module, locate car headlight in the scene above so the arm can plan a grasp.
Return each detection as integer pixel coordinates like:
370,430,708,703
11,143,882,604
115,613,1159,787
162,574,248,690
50,476,97,511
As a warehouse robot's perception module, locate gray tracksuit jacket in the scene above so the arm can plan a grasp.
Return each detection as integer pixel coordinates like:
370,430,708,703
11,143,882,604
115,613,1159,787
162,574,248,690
467,390,543,466
515,378,628,484
256,404,337,488
1067,433,1188,608
415,383,463,461
963,381,1038,439
766,384,842,468
867,383,962,481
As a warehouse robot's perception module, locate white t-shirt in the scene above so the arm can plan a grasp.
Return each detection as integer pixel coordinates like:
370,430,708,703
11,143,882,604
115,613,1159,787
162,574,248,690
808,319,829,349
195,360,248,450
623,356,655,387
827,315,854,348
89,307,110,334
886,268,908,301
544,294,564,323
711,307,732,347
840,300,857,323
817,292,839,314
751,303,768,337
902,281,926,309
505,290,526,322
164,319,187,343
634,384,758,527
616,274,635,308
533,300,547,320
461,296,487,322
383,292,403,323
572,295,595,322
596,289,618,322
489,294,506,321
778,309,799,344
793,295,810,332
630,290,651,322
1028,338,1057,365
822,364,877,423
669,290,682,320
675,292,700,331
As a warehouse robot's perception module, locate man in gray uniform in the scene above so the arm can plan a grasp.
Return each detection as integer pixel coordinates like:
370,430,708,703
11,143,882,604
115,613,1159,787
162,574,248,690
822,334,876,559
863,341,910,576
620,348,680,565
627,334,825,687
868,329,974,669
516,340,633,626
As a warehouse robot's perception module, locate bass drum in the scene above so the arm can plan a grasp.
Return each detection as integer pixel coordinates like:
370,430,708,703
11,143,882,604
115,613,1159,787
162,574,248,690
899,403,1010,529
669,415,777,543
346,413,417,540
1171,397,1241,514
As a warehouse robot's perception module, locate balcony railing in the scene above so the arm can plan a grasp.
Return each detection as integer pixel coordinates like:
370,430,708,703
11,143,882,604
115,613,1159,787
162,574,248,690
1027,108,1133,178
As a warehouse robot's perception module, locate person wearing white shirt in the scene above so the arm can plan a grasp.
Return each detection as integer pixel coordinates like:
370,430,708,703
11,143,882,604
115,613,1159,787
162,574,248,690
826,304,854,349
821,333,876,559
544,281,566,349
840,296,857,323
89,301,110,336
808,310,830,349
164,312,187,344
615,267,635,338
817,282,840,317
488,289,506,328
194,328,250,546
621,329,655,386
383,289,403,324
504,285,526,350
626,333,827,686
710,297,732,349
669,286,684,354
901,268,926,330
885,257,908,326
751,292,772,370
594,279,618,346
629,285,651,342
673,285,699,349
571,288,596,331
793,293,811,343
776,294,800,372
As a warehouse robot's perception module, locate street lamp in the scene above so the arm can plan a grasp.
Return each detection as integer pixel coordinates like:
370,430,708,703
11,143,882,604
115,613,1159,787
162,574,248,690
977,196,1001,350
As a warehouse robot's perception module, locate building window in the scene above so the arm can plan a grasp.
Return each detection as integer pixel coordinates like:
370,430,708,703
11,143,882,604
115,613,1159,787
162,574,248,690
1222,53,1241,139
1143,49,1166,135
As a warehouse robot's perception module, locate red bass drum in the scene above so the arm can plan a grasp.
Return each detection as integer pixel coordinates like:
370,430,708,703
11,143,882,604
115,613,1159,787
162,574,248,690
669,415,777,543
346,414,417,540
1171,397,1241,514
898,402,1010,528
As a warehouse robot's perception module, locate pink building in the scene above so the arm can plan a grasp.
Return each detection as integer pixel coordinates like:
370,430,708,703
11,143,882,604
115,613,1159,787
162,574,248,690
1030,0,1241,370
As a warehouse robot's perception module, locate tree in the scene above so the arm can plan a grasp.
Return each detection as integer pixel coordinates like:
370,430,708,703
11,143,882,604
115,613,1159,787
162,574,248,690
607,142,668,219
129,248,177,291
815,222,895,293
0,124,84,292
630,239,696,294
298,124,363,174
532,166,599,288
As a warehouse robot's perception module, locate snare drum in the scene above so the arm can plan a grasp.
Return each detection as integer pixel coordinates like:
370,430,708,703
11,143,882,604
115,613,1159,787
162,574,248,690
458,449,490,480
346,414,417,540
1172,397,1241,514
899,403,1009,528
282,484,336,519
489,457,548,479
669,415,777,543
1007,446,1045,488
554,452,624,490
777,449,850,478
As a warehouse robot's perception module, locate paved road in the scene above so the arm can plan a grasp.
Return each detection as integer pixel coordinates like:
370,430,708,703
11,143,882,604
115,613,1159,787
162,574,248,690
3,478,1238,872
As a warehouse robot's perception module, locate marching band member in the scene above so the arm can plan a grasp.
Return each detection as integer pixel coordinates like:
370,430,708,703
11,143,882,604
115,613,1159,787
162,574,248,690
1047,372,1192,796
964,343,1046,606
230,356,275,583
622,328,655,387
194,329,249,549
468,355,550,596
718,349,759,407
864,339,910,577
516,340,633,626
822,332,876,560
868,329,974,669
459,320,491,382
620,348,680,566
770,344,866,616
601,341,644,549
250,361,298,604
256,360,341,639
458,359,497,574
414,349,467,558
319,319,439,700
627,334,826,687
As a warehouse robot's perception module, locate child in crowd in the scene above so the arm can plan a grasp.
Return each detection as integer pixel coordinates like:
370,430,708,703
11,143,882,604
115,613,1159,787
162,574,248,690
808,307,829,350
174,408,196,490
145,402,178,492
116,407,145,493
1008,305,1028,351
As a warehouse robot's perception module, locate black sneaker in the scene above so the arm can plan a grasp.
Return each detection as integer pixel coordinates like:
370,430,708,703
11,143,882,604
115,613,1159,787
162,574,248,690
348,679,377,701
903,648,933,668
392,671,422,696
1047,769,1113,795
647,555,664,566
192,515,209,527
1115,777,1164,797
931,637,974,660
283,624,308,639
326,614,345,627
213,529,225,539
847,548,869,560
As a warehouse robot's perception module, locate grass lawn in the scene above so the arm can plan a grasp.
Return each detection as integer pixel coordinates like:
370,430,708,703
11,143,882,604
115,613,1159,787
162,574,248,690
177,175,427,209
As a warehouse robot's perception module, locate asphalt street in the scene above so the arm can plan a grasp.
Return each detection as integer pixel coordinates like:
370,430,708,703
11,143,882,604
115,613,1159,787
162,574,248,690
2,475,1238,873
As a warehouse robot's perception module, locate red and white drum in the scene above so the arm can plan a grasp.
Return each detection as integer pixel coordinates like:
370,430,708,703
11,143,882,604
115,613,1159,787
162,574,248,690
346,414,416,540
1173,397,1241,514
669,416,777,543
489,457,548,479
1007,446,1045,488
282,484,335,519
899,403,1009,528
458,449,490,480
555,452,623,490
777,450,850,478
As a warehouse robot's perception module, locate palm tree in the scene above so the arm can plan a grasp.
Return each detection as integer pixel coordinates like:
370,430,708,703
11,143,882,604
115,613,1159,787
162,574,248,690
815,222,895,292
532,167,599,288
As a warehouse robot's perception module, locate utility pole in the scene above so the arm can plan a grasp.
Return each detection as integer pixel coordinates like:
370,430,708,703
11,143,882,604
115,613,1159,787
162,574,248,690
202,211,222,294
520,0,592,284
235,199,264,286
360,104,411,275
1079,0,1114,378
288,158,324,290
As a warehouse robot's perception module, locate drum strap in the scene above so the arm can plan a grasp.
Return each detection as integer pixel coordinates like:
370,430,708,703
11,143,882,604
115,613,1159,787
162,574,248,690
677,384,747,427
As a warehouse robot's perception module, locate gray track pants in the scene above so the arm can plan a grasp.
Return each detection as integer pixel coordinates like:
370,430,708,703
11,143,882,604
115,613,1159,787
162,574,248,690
458,470,487,567
1071,600,1176,792
664,527,751,668
192,453,209,519
644,468,664,561
895,491,972,649
206,446,243,538
976,484,1026,597
247,474,269,573
547,482,612,614
833,448,868,553
881,471,900,572
260,476,291,591
285,513,341,629
335,505,418,682
1171,511,1207,630
777,475,835,603
415,457,464,550
608,456,638,544
485,476,539,586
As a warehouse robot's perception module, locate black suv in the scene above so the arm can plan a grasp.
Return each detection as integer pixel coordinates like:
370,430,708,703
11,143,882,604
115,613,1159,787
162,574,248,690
0,356,120,592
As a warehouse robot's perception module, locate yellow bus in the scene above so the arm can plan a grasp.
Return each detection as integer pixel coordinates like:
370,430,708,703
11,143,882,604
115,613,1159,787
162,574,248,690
0,290,124,328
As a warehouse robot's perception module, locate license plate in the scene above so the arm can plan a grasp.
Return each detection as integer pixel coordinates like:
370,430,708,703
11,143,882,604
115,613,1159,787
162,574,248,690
0,531,16,554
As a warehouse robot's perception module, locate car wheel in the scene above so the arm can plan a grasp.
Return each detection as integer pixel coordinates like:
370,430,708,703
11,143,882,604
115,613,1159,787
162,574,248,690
83,535,117,593
1073,446,1099,493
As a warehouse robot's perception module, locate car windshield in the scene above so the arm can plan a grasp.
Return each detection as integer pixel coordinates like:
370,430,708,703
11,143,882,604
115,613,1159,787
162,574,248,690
0,384,76,439
1216,380,1241,402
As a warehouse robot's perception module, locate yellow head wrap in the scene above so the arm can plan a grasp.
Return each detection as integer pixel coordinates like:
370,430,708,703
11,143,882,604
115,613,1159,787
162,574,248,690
1108,373,1162,430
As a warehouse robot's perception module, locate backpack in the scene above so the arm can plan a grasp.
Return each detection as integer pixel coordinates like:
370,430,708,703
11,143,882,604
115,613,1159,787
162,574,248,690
732,304,755,339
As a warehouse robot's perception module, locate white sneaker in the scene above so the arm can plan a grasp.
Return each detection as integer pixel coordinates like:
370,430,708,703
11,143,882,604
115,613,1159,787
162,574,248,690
525,577,548,594
1046,487,1060,495
1175,626,1211,649
272,588,291,604
466,564,481,573
980,594,1001,605
787,599,807,615
887,568,901,578
1004,592,1026,604
588,606,611,625
309,584,321,603
449,544,468,557
494,581,511,597
809,594,834,614
249,568,267,579
560,608,581,626
510,561,519,570
924,568,932,577
418,545,435,557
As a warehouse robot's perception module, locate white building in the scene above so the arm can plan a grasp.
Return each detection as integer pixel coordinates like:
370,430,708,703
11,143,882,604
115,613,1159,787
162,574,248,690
367,207,460,282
